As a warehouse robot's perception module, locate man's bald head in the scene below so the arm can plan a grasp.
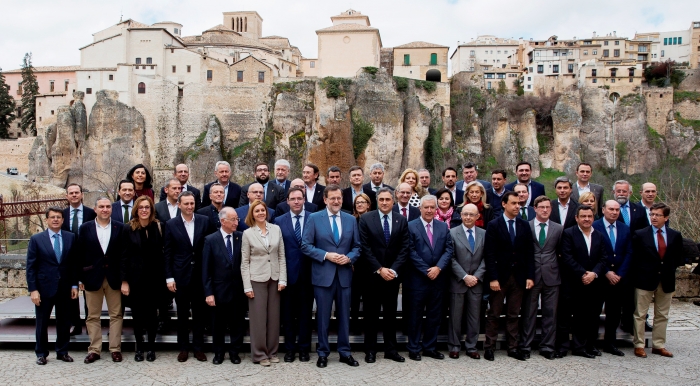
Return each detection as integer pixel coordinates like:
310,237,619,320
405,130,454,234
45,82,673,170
602,199,621,223
291,178,305,189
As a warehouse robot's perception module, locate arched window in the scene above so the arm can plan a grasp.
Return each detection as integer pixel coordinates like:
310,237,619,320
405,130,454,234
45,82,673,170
138,82,146,94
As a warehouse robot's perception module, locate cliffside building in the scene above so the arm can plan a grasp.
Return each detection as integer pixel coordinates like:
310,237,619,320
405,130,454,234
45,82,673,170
392,42,449,82
636,22,700,69
450,35,520,75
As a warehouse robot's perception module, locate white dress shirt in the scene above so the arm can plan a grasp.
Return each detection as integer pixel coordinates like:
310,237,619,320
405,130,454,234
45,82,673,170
326,209,342,236
182,215,195,245
306,183,317,203
120,200,133,221
397,203,411,220
535,219,549,238
558,199,571,225
419,217,433,235
69,204,84,231
579,227,592,255
576,182,591,195
95,220,112,254
167,200,179,219
502,213,517,236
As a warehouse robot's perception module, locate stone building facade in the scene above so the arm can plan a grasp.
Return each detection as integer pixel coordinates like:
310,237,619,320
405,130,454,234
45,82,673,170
392,42,449,82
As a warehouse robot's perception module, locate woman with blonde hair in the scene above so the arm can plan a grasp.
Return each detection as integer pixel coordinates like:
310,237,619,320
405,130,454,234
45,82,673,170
398,168,427,207
460,181,494,228
241,200,287,366
578,191,601,220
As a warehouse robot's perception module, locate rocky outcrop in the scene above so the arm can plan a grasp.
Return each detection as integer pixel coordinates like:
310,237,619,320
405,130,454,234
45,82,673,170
551,92,581,174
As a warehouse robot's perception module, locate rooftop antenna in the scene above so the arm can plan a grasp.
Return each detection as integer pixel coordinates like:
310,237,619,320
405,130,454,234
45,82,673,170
120,9,123,22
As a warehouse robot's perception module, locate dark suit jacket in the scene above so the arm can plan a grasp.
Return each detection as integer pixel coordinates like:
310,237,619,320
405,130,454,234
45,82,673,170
449,225,486,293
111,200,133,223
550,198,579,229
202,230,244,304
631,226,684,293
61,206,96,234
627,202,670,233
452,188,465,207
274,201,318,218
123,222,165,290
392,204,420,222
196,204,221,235
483,215,535,287
239,181,286,210
275,179,291,195
485,189,509,218
560,226,608,282
529,220,563,286
341,186,377,213
77,220,128,291
306,183,326,212
405,218,454,290
505,180,545,206
159,185,201,210
570,183,603,216
358,210,410,275
275,211,312,285
235,204,275,232
202,181,242,209
26,230,77,298
154,200,180,224
593,219,632,278
519,206,537,222
163,214,209,287
362,182,394,192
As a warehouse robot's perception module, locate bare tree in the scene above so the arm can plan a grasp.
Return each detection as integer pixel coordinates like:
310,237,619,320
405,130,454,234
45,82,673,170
82,147,133,201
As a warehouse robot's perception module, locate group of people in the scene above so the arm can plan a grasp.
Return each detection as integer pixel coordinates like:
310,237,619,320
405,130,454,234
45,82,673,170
26,159,683,368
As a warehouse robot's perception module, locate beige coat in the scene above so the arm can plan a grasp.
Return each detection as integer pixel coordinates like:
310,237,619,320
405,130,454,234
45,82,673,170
241,222,287,291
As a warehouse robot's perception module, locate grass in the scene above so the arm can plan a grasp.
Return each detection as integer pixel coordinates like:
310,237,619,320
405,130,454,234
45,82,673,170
415,79,437,93
534,168,566,200
676,112,700,131
647,125,664,149
673,91,700,103
229,141,252,158
320,77,352,98
619,93,642,106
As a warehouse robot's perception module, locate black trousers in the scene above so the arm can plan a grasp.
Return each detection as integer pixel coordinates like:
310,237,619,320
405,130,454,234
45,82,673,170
485,273,524,351
405,283,444,354
350,270,365,330
35,292,72,357
603,279,630,343
571,281,604,351
70,291,88,327
174,283,206,352
555,280,573,352
131,289,159,352
281,279,314,353
363,275,401,354
212,297,246,355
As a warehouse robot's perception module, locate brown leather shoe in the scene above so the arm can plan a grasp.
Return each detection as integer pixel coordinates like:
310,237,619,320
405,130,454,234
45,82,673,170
36,356,47,365
466,351,481,360
84,353,101,364
193,351,207,362
111,352,122,362
177,351,188,362
56,354,74,362
634,348,647,358
651,348,673,358
448,351,460,359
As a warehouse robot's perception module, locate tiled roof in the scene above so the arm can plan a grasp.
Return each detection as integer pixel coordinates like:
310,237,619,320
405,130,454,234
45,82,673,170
2,66,80,74
316,24,378,33
394,41,449,49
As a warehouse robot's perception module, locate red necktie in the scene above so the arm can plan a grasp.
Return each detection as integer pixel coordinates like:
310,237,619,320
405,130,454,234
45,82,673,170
656,229,666,260
401,207,407,218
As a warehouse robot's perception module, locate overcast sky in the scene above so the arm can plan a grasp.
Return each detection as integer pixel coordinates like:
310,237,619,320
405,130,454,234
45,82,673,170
1,0,698,71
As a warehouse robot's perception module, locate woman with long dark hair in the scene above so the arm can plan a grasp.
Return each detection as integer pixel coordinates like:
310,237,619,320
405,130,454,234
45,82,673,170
126,164,154,200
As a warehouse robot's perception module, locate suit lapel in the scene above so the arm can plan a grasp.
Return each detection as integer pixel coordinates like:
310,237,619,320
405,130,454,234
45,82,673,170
418,221,434,251
61,233,72,264
454,226,472,253
644,227,661,258
41,231,58,263
216,234,232,267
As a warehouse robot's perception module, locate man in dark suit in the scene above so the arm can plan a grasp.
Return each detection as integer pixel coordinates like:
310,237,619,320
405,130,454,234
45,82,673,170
239,162,285,210
393,182,420,221
300,184,361,368
458,162,492,192
164,191,210,363
202,207,245,365
202,161,242,209
77,197,128,364
273,159,292,195
483,191,535,361
111,180,135,223
630,183,665,232
561,205,608,358
631,203,683,358
155,178,182,223
302,163,326,212
196,182,225,235
504,162,545,207
519,196,563,360
235,183,274,231
159,164,201,210
364,163,394,193
448,204,486,360
342,165,377,213
593,200,632,356
570,162,603,216
441,166,464,207
513,184,536,221
359,187,410,363
486,169,509,217
418,169,436,195
27,207,79,365
405,194,454,361
612,180,642,230
274,178,318,217
275,187,315,363
62,183,96,336
550,177,578,229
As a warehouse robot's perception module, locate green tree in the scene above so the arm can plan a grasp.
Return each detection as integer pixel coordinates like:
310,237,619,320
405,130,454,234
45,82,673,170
496,80,507,95
20,53,39,136
0,68,16,138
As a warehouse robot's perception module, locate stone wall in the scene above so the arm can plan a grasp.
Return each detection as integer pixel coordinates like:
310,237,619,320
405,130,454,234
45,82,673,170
0,255,28,298
0,138,35,175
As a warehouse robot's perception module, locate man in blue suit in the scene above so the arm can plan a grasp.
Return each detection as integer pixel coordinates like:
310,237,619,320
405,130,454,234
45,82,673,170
593,200,632,356
111,180,135,223
275,179,318,217
504,162,545,207
405,194,454,361
27,207,79,365
235,183,274,231
301,184,361,368
275,187,314,363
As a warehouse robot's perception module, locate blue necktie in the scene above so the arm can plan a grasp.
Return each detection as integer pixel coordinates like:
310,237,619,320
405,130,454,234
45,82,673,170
608,224,616,249
294,215,302,244
508,219,516,244
467,229,475,251
226,234,233,262
332,214,340,244
383,214,390,244
621,204,630,225
52,234,61,263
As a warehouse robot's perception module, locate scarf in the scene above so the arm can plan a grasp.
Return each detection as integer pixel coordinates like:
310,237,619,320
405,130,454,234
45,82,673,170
474,200,485,228
436,206,454,229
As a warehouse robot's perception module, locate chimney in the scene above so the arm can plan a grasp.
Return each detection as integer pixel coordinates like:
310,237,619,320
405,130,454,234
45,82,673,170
593,31,596,38
613,31,617,37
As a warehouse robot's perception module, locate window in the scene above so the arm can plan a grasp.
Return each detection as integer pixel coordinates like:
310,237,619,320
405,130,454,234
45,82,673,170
135,58,141,64
695,22,700,28
146,57,152,64
537,65,543,73
603,50,609,57
86,88,92,94
604,41,609,46
527,76,531,81
187,65,191,73
430,53,437,65
258,71,265,83
174,28,179,35
639,46,648,53
593,50,597,55
615,41,619,45
237,71,243,82
529,67,533,72
487,81,492,89
172,65,176,73
629,68,635,77
610,69,617,77
65,80,69,91
17,82,22,95
568,64,574,73
109,74,113,80
553,51,559,56
629,78,634,82
661,50,665,57
527,84,531,89
137,82,145,94
592,69,597,77
553,65,559,73
49,81,54,92
469,50,475,57
678,37,682,44
592,78,597,83
310,61,315,68
207,70,212,81
50,110,54,115
497,73,505,79
178,88,183,97
614,49,620,57
611,78,616,83
404,54,410,65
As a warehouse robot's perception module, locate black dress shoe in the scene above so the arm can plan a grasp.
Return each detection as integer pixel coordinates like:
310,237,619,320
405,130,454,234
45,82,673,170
422,350,444,360
587,347,602,356
229,353,241,364
484,350,494,361
540,351,556,360
507,350,526,361
317,356,328,368
339,355,359,367
212,354,224,365
385,352,405,362
572,350,595,359
69,326,82,336
521,350,531,359
284,351,295,362
408,352,421,361
365,352,376,363
693,300,700,307
299,351,310,362
36,356,47,365
604,345,625,356
146,351,156,362
134,351,144,362
557,350,567,358
56,354,73,362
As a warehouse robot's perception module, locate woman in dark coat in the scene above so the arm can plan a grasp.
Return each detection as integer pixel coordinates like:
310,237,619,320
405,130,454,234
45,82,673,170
459,181,494,229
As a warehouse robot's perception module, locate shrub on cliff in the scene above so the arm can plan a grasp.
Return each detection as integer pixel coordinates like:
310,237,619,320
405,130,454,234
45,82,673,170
320,77,352,98
0,68,15,139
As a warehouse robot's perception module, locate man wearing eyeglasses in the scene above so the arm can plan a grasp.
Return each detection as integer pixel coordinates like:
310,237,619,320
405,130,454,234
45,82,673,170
239,162,285,210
